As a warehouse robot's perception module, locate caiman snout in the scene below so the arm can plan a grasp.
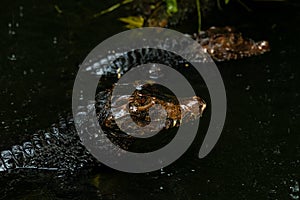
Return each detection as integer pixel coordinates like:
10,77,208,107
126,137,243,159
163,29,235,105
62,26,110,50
257,40,270,52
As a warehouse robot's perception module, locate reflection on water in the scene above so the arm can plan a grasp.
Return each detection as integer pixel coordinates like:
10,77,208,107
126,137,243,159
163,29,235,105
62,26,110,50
0,1,299,199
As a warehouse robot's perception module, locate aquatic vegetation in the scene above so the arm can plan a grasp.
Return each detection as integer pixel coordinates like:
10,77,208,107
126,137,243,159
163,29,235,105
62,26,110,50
94,0,230,30
118,16,144,29
165,0,178,15
196,0,201,33
94,0,289,31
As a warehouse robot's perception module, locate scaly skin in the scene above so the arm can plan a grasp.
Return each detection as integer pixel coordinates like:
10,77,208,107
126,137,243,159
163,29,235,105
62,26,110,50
0,28,269,174
0,115,96,173
194,26,270,61
0,87,206,173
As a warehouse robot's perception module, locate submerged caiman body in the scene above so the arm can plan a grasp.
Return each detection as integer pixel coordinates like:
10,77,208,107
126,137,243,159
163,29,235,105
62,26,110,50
0,27,269,174
0,87,206,174
0,115,94,174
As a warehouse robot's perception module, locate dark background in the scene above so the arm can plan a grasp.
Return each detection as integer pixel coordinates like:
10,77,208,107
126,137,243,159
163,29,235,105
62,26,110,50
0,0,299,199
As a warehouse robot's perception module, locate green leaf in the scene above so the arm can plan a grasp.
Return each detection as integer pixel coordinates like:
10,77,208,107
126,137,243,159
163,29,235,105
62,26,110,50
54,5,63,14
196,0,201,32
225,0,230,4
165,0,178,15
118,16,144,29
94,0,133,18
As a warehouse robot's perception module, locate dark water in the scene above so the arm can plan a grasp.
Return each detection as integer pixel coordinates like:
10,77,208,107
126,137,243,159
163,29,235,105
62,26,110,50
0,0,299,199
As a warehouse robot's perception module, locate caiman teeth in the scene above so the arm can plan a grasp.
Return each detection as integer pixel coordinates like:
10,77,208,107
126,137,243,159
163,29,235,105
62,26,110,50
173,120,177,127
117,68,121,79
200,103,206,116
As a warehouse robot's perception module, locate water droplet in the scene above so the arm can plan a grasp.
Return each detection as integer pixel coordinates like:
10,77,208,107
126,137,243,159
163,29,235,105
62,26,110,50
149,64,163,79
53,37,57,44
8,23,12,28
289,180,299,200
136,85,142,90
9,30,16,35
8,54,17,61
268,189,277,198
159,186,163,190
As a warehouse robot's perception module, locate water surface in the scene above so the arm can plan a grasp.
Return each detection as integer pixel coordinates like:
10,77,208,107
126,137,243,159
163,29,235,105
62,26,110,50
0,1,299,199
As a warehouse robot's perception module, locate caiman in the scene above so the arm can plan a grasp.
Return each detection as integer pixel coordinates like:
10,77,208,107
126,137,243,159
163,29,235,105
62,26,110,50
0,27,269,175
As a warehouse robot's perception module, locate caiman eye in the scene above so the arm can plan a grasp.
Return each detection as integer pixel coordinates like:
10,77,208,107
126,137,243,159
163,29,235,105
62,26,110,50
258,41,270,51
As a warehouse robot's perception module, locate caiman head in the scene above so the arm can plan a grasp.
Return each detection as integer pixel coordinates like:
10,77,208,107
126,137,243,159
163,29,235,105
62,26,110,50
194,26,270,61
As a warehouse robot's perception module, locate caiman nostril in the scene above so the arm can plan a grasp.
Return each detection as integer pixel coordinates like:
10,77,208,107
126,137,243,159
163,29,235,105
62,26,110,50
257,40,270,51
